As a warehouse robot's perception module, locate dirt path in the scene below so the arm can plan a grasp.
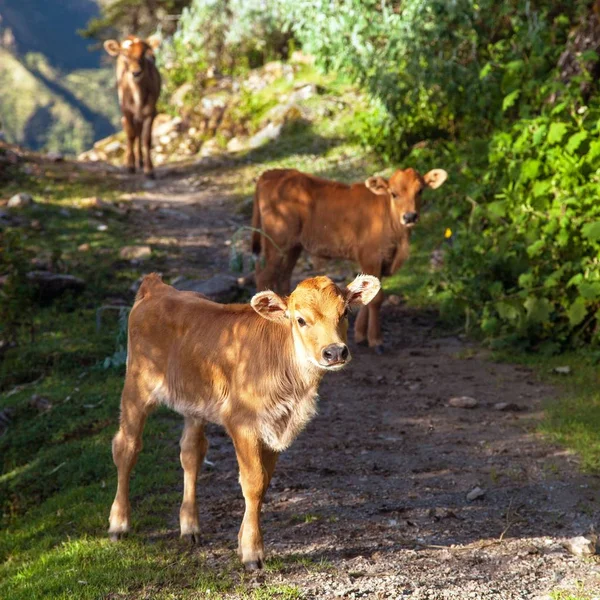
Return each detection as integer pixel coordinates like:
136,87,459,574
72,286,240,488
124,163,600,599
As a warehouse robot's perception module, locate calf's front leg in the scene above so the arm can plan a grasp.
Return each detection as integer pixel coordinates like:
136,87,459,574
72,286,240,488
122,115,136,174
230,426,277,570
141,114,155,178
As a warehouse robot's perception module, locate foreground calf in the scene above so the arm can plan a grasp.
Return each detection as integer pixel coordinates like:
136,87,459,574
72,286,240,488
108,273,380,569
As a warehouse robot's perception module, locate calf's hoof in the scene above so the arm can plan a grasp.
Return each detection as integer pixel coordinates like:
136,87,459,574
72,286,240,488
355,338,368,347
373,344,385,355
244,558,263,571
109,531,126,542
127,166,135,174
145,171,155,180
181,532,200,545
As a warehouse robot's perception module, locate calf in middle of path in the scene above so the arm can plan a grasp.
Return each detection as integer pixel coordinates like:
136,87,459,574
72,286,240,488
108,273,381,570
251,166,448,353
103,35,161,178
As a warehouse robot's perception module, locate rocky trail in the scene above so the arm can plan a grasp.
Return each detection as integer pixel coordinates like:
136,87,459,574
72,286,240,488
103,160,600,598
3,147,600,597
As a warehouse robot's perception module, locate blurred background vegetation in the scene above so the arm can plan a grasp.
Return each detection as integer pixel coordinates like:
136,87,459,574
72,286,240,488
1,0,599,350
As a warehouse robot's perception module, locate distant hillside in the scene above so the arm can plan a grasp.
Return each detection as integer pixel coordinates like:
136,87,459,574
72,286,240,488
0,0,121,153
0,49,120,154
0,0,102,70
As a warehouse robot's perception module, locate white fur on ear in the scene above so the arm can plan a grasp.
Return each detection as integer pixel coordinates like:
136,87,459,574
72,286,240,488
345,274,381,307
423,169,448,189
103,40,121,56
365,176,390,195
251,290,288,321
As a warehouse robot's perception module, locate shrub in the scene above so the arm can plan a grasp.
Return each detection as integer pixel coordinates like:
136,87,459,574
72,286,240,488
159,0,292,85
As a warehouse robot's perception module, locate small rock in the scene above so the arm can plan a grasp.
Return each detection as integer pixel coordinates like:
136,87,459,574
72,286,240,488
174,275,240,303
170,83,194,106
78,243,91,252
97,224,108,231
153,116,183,139
29,219,42,230
466,486,485,502
119,245,152,261
248,122,282,149
554,366,571,375
59,208,71,217
493,402,522,411
103,140,123,155
8,193,33,208
45,151,64,162
227,137,247,153
26,271,85,302
29,394,52,412
562,535,597,557
142,180,156,190
448,396,479,409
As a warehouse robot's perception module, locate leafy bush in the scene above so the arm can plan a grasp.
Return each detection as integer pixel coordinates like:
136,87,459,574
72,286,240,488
438,85,600,351
160,0,292,85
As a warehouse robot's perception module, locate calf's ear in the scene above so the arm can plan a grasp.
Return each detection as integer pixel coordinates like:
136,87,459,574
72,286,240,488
104,40,121,56
365,176,389,195
345,275,381,307
251,290,288,322
423,169,448,189
146,34,161,51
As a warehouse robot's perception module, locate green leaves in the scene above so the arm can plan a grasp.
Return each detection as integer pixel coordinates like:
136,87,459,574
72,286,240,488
524,297,552,323
566,131,588,154
582,221,600,243
502,90,520,112
547,122,568,144
568,297,587,327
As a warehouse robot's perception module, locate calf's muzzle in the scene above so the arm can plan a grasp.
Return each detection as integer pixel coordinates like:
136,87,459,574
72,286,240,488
322,343,350,366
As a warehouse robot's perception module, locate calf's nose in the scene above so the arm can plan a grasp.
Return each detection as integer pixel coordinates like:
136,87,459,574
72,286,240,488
404,212,419,224
322,343,349,365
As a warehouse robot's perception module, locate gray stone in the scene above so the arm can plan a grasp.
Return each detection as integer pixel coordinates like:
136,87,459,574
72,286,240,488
448,396,479,409
8,193,33,208
554,365,571,375
493,402,522,411
119,245,152,261
248,122,282,149
45,151,64,162
563,535,597,557
26,271,85,302
466,486,485,502
174,274,240,303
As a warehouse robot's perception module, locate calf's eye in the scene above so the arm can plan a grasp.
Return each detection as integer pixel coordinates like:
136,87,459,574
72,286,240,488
297,317,307,327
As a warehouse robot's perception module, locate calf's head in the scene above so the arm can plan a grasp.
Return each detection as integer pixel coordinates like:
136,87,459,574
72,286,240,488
366,167,448,227
104,35,161,80
251,275,380,370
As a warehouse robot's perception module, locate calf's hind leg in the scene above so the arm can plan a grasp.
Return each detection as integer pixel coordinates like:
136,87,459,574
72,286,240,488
108,376,153,540
179,417,208,544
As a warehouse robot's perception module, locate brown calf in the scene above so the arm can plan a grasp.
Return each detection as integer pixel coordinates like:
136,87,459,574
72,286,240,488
104,36,161,178
108,273,380,569
251,167,448,353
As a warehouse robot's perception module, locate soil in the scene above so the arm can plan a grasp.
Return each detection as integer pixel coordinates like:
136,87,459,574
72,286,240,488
122,161,600,599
